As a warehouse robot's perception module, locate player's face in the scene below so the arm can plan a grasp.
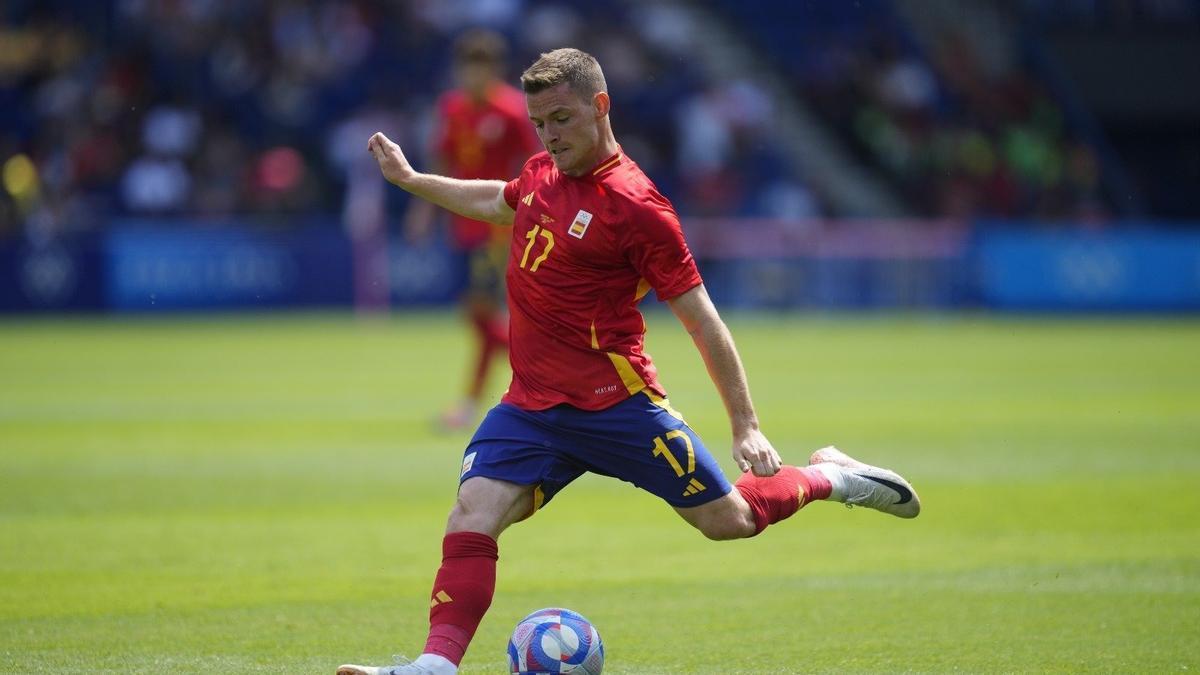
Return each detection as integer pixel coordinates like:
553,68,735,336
526,83,604,177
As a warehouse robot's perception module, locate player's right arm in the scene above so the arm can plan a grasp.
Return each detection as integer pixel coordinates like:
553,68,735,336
368,132,515,227
401,158,444,243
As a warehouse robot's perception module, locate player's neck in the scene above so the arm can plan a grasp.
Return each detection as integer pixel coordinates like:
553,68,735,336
569,134,619,177
594,134,619,164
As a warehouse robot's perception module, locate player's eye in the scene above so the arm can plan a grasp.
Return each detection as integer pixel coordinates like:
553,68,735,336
554,116,569,123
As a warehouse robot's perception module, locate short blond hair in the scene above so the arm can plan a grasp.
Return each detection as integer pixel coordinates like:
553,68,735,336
520,48,607,98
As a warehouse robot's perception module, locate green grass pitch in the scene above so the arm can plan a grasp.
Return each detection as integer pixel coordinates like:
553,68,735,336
1,312,1197,673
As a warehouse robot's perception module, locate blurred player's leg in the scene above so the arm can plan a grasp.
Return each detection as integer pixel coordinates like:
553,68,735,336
809,446,921,518
441,244,508,431
440,304,506,431
466,304,506,399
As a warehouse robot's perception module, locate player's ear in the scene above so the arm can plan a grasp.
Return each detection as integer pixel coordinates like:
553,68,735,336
593,91,610,118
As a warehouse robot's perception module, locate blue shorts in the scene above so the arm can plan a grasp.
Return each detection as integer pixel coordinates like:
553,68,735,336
459,392,733,510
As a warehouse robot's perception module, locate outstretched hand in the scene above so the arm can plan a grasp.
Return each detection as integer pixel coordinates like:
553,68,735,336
367,131,414,186
733,428,782,477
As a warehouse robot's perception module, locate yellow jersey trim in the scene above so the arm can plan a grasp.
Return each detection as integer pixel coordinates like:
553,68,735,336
644,389,686,422
635,278,652,301
591,320,647,396
606,351,648,396
592,153,622,175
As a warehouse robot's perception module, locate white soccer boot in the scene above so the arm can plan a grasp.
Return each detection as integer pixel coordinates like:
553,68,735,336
809,446,921,519
337,654,456,675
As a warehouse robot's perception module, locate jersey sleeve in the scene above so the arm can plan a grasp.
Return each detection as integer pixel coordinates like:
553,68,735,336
622,191,703,302
503,176,522,210
504,153,547,210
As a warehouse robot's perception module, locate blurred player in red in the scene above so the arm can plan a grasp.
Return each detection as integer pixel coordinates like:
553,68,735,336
406,29,541,430
343,49,921,675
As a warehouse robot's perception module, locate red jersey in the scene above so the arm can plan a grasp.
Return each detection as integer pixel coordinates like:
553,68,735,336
436,83,540,250
501,150,703,411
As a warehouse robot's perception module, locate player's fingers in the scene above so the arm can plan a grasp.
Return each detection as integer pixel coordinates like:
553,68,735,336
751,457,770,477
767,450,782,474
372,144,391,165
759,448,780,476
749,446,767,471
369,133,394,158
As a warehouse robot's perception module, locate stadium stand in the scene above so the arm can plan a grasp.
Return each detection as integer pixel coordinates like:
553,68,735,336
2,0,1197,313
0,0,817,238
4,0,1198,237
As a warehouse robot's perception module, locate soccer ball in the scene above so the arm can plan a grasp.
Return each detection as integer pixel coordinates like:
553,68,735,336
507,607,604,674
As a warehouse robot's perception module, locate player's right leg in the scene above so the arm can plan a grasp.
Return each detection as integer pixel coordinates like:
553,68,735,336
339,403,583,675
335,657,443,675
337,477,534,675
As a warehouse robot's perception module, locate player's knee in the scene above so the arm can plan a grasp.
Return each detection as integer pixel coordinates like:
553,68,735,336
677,492,758,541
694,512,756,541
445,497,477,531
446,494,505,535
445,479,535,537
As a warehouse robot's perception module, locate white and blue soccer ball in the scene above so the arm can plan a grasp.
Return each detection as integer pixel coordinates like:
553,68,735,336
507,607,604,674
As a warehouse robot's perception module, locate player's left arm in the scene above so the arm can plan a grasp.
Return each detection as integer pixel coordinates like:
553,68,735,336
667,284,782,477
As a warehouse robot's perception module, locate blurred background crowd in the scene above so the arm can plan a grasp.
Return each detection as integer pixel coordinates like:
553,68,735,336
2,0,1198,242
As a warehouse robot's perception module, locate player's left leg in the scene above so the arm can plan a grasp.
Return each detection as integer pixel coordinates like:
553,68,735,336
675,464,835,539
809,445,921,518
678,448,923,538
549,392,832,539
672,487,757,540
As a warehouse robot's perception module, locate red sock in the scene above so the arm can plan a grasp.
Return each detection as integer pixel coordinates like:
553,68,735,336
735,465,832,536
423,532,498,665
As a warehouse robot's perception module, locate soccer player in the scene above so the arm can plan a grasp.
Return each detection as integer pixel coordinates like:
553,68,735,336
405,29,542,430
340,48,920,675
